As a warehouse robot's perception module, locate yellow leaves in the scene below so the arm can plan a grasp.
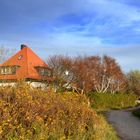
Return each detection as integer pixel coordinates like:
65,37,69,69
60,136,66,140
36,116,43,123
0,86,96,139
0,126,3,135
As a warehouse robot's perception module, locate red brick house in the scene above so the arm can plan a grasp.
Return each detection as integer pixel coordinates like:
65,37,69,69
0,44,53,87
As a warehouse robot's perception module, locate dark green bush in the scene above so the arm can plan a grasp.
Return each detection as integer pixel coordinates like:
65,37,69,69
132,108,140,119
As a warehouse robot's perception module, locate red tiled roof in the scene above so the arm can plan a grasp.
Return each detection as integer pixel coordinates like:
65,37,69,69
0,45,52,81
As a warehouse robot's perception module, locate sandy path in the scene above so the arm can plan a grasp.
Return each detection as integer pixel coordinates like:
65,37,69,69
106,107,140,140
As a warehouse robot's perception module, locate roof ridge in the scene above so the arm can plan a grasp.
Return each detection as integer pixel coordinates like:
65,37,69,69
27,47,48,67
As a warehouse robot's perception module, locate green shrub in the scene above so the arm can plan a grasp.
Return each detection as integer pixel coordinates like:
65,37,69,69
127,70,140,95
132,108,140,119
88,92,137,111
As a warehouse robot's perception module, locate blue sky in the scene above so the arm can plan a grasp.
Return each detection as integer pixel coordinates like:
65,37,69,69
0,0,140,72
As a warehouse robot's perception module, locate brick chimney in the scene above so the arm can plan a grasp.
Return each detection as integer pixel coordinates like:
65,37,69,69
21,44,28,50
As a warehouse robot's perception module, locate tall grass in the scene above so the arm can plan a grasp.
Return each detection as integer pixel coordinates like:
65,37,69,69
88,92,137,111
0,85,119,140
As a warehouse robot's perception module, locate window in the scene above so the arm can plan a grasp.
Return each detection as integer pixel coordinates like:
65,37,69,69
40,68,51,76
1,68,4,74
0,66,20,75
0,67,12,75
35,67,52,77
40,69,45,76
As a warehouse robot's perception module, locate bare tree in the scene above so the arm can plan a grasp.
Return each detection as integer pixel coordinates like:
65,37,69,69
101,56,126,93
47,55,74,89
0,46,16,64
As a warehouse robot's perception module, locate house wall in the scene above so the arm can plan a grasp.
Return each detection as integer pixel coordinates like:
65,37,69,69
28,82,47,89
0,82,16,87
0,81,48,89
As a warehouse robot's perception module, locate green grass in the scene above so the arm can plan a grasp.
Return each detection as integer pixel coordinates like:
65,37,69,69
132,108,140,119
88,92,137,111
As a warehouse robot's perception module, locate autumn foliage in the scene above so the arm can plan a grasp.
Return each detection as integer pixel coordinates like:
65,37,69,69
0,85,97,139
127,70,140,95
0,85,120,139
48,55,126,94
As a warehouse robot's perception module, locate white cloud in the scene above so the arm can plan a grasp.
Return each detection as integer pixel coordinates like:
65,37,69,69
86,0,140,21
48,32,102,46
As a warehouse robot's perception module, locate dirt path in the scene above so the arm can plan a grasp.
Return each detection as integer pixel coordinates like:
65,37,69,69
106,107,140,140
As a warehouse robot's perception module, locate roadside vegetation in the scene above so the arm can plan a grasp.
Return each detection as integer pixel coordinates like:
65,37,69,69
0,86,118,140
132,108,140,119
127,70,140,119
47,55,139,111
88,93,137,111
127,70,140,96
